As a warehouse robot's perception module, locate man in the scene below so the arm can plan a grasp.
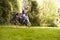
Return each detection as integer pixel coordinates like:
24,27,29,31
19,10,31,26
19,13,23,24
23,13,28,26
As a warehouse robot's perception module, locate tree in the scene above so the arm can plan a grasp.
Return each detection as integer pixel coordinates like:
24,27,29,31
39,0,58,27
27,0,40,26
0,0,20,24
27,0,58,26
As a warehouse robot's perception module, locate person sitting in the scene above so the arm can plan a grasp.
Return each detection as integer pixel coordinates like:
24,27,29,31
10,13,19,25
19,10,31,26
15,13,19,25
19,13,23,24
23,13,28,26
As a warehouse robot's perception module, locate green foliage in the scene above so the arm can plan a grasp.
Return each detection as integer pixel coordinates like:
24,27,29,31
0,0,10,24
27,0,58,26
28,13,40,26
45,14,57,27
0,0,58,27
0,0,19,24
30,1,38,14
27,0,40,26
39,0,58,27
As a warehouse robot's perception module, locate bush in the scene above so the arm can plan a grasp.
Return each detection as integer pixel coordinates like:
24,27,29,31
0,0,19,24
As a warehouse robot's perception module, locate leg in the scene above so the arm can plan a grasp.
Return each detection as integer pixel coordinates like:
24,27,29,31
24,20,28,26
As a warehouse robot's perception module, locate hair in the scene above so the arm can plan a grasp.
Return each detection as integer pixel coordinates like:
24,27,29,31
22,10,25,14
16,13,19,15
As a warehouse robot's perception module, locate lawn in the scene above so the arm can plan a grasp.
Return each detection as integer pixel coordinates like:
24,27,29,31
0,25,60,40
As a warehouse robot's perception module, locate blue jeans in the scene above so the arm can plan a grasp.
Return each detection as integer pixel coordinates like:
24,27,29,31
23,20,28,26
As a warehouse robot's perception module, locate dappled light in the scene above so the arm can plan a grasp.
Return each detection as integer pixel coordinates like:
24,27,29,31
0,0,60,27
0,0,60,40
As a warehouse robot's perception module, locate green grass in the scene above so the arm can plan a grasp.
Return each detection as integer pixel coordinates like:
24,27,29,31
0,26,60,40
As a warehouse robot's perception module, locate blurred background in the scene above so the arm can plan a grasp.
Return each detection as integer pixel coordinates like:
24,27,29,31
0,0,60,27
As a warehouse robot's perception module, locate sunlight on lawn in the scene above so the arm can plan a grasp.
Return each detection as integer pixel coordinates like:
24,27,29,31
0,25,60,29
0,27,60,40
